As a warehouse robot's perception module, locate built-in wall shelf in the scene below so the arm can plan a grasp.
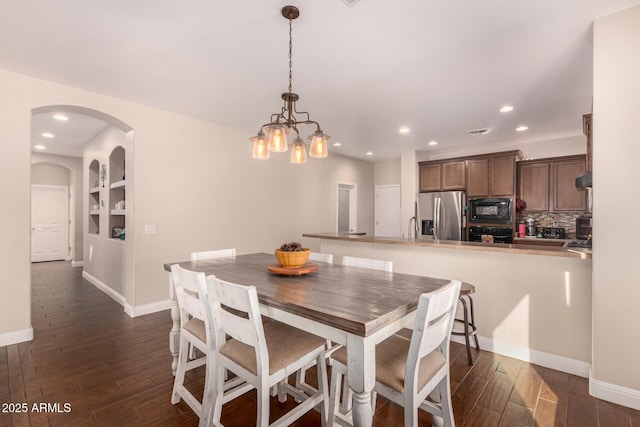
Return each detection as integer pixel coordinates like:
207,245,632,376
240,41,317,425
109,146,126,240
110,180,126,189
88,159,101,235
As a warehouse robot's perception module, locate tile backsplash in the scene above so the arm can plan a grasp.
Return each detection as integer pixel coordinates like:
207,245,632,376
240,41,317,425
516,211,584,238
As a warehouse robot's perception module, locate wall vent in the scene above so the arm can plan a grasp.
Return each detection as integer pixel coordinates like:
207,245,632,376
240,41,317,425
467,128,490,136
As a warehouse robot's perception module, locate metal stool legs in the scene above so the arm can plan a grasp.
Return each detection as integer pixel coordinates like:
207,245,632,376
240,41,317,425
453,294,479,364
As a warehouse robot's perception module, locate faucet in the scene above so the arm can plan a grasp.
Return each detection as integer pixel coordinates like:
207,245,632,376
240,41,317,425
408,216,417,239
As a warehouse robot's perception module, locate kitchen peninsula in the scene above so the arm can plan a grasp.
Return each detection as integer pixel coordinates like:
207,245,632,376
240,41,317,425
302,232,593,378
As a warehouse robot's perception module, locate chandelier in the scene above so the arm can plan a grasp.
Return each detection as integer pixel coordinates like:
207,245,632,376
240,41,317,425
250,5,330,164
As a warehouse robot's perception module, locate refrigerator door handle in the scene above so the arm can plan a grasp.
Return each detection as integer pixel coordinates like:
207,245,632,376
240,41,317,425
434,195,440,240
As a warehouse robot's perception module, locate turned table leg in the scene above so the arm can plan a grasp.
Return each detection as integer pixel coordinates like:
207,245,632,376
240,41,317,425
168,273,180,375
347,334,375,427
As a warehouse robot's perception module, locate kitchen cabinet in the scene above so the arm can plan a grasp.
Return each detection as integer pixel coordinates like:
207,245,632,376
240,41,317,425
552,157,586,211
466,159,489,196
466,152,518,197
419,160,465,192
517,155,586,212
419,163,441,192
518,162,550,211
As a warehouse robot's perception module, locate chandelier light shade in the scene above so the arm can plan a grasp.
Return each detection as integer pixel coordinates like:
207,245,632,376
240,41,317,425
249,5,331,164
266,125,289,152
308,130,329,158
290,137,307,164
250,131,270,159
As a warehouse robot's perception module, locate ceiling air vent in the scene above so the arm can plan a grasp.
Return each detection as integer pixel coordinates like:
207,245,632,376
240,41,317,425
467,128,490,136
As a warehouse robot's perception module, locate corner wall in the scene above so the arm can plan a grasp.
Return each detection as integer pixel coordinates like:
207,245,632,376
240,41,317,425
592,5,640,408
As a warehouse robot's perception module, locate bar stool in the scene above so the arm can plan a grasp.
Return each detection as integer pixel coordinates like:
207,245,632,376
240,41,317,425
452,282,480,365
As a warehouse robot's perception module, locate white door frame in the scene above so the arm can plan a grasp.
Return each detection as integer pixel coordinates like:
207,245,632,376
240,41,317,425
337,182,357,233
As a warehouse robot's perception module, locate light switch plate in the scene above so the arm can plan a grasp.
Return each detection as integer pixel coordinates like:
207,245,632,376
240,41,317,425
145,224,156,234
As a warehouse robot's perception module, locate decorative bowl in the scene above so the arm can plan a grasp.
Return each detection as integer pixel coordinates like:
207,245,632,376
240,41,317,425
274,248,310,268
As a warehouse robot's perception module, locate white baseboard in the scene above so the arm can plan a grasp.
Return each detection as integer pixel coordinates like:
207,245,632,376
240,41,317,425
82,271,171,318
451,334,591,378
590,376,640,410
124,300,172,317
0,327,34,346
71,260,84,268
82,271,126,306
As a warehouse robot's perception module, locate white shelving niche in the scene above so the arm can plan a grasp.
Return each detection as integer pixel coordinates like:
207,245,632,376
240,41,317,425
109,146,126,240
88,159,101,235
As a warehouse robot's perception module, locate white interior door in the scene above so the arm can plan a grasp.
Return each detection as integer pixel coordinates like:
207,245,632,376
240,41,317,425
375,185,402,237
31,185,69,262
337,183,357,233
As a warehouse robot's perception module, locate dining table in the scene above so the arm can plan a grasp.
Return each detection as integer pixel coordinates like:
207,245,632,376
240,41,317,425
164,252,452,427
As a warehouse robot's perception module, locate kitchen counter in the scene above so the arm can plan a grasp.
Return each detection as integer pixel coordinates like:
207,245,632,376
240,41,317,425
301,231,593,377
303,232,591,259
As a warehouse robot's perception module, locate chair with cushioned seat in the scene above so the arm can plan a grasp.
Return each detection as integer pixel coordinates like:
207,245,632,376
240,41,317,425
328,279,461,427
169,265,249,422
201,275,330,427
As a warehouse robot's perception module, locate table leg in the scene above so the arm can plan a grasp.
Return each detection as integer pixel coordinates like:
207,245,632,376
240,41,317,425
168,274,180,375
346,334,375,427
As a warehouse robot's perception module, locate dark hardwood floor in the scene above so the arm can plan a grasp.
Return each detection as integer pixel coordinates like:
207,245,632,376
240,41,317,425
1,261,638,426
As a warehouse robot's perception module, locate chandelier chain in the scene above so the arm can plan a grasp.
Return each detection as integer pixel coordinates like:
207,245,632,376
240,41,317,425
288,15,293,94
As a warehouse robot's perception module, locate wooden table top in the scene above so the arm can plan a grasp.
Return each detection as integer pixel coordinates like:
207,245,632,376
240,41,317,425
164,253,451,337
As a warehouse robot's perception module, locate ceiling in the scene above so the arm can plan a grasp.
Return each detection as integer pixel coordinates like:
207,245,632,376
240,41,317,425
5,0,639,160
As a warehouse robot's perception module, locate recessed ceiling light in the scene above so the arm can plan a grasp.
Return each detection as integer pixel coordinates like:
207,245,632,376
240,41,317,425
516,126,528,132
333,141,342,147
34,145,46,150
499,105,514,113
53,114,68,121
41,132,55,138
365,151,374,156
428,141,438,146
399,127,410,134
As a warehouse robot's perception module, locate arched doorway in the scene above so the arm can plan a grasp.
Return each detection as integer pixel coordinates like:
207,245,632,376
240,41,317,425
30,105,136,313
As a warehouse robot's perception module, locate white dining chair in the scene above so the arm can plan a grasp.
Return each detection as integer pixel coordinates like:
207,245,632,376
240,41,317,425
342,255,393,272
187,249,236,359
201,275,330,427
169,265,250,422
308,251,334,264
328,279,462,427
190,248,236,261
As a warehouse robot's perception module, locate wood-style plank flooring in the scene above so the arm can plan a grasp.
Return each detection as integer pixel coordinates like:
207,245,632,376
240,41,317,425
1,261,638,426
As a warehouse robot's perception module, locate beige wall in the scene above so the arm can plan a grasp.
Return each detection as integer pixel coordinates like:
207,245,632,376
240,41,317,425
0,68,374,338
373,158,401,186
592,5,640,396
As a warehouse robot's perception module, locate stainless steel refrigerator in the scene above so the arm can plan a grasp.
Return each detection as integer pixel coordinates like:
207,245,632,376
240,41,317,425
415,191,467,241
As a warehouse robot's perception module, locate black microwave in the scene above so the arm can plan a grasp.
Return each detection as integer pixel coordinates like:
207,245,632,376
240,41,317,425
469,198,512,223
